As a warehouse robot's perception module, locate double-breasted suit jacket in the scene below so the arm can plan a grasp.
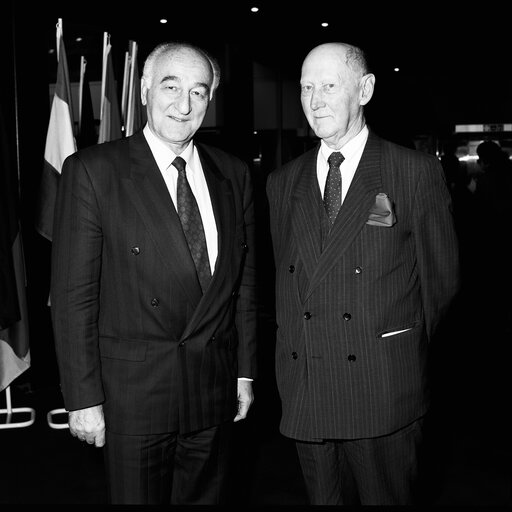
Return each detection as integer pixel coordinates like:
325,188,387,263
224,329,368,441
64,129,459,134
51,131,257,435
266,131,459,442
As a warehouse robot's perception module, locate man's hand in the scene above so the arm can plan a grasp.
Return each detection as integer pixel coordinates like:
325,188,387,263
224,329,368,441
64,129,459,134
234,379,254,422
68,404,106,447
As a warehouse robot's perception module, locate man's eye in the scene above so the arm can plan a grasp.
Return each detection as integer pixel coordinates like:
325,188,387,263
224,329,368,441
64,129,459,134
301,85,312,94
323,83,336,91
191,89,207,99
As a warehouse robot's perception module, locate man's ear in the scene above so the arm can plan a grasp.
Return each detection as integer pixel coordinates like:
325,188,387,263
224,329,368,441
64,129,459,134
360,73,375,106
141,78,148,106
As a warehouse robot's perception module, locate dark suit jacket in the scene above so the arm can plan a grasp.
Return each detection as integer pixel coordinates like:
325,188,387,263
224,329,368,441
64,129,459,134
51,131,257,435
266,131,459,441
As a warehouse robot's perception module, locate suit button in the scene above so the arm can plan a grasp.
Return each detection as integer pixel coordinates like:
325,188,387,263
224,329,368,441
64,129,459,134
210,335,216,342
304,312,311,320
288,265,295,273
292,352,298,359
131,246,140,255
151,298,159,307
355,266,362,274
343,313,351,321
348,354,356,362
179,341,185,347
241,241,248,251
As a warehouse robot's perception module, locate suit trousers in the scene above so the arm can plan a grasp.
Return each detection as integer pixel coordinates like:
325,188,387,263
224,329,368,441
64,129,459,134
295,417,424,505
103,422,232,504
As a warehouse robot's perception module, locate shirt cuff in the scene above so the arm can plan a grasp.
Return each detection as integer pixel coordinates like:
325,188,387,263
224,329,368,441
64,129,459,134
237,377,253,381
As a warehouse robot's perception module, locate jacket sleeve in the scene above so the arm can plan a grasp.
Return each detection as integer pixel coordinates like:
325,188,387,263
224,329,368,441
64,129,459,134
234,161,258,379
413,156,460,339
50,153,105,411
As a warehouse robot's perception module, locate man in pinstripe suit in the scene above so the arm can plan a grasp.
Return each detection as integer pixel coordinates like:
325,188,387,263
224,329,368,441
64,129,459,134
266,42,459,505
51,42,257,504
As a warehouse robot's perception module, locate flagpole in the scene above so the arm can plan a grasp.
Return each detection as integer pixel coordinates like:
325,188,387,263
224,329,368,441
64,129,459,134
57,19,75,136
0,9,34,428
78,56,86,135
126,40,137,136
56,18,62,61
99,32,109,125
121,49,130,129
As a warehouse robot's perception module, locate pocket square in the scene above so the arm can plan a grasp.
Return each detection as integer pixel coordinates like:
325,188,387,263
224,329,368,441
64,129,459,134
367,193,396,227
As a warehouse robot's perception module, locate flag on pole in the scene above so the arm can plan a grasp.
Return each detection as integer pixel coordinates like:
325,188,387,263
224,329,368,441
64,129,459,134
124,40,146,136
121,49,130,129
35,18,76,241
77,56,97,149
0,104,30,392
98,33,122,144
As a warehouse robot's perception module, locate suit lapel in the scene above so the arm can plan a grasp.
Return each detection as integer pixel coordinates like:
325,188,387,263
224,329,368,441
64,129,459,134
180,144,235,340
290,147,323,284
305,133,383,299
121,132,203,308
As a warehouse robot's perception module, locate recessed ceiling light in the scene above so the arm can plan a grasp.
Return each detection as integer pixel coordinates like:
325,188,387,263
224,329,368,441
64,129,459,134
394,67,400,72
251,7,259,12
160,18,168,24
321,22,328,27
75,37,82,42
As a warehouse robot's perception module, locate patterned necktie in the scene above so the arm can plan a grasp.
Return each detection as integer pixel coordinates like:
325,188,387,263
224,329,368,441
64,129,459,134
173,156,212,294
323,151,345,226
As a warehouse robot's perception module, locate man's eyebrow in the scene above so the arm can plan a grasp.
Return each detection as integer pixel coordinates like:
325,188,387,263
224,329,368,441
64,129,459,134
160,75,180,84
160,76,210,91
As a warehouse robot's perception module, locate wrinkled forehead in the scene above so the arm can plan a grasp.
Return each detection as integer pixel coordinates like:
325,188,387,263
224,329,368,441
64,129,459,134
301,46,354,82
155,47,213,83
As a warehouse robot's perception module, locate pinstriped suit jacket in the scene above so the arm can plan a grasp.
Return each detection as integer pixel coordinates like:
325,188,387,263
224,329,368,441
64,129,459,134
51,131,257,435
266,131,459,441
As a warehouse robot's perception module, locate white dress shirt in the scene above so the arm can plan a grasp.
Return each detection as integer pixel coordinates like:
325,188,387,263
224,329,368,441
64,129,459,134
143,125,218,273
317,124,369,202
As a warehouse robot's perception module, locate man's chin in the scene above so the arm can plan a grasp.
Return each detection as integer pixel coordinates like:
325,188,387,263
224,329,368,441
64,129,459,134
312,127,335,141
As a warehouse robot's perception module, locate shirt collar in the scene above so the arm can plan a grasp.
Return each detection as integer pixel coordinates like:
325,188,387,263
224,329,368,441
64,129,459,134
143,124,195,171
320,124,369,164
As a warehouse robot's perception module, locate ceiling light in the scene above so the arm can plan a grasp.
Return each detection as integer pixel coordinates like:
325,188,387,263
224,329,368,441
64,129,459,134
321,22,328,27
160,18,168,24
251,7,259,12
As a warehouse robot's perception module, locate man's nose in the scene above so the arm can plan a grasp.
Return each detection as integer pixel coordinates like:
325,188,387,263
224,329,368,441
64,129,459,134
310,89,325,110
176,92,191,115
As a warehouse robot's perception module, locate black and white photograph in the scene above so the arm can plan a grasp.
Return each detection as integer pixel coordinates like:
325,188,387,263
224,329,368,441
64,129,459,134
1,1,511,508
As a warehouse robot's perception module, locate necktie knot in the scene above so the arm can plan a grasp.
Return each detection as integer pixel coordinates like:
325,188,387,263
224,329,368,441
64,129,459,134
172,156,187,174
328,151,344,169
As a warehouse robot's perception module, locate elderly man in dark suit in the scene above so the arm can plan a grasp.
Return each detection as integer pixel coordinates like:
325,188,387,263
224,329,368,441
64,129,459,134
266,42,459,505
51,41,257,505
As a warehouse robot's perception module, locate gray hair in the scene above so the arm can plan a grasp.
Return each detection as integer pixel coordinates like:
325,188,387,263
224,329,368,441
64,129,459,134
344,44,370,77
142,41,221,98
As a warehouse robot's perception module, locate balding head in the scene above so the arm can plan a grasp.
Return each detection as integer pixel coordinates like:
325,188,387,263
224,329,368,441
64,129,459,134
302,42,369,81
